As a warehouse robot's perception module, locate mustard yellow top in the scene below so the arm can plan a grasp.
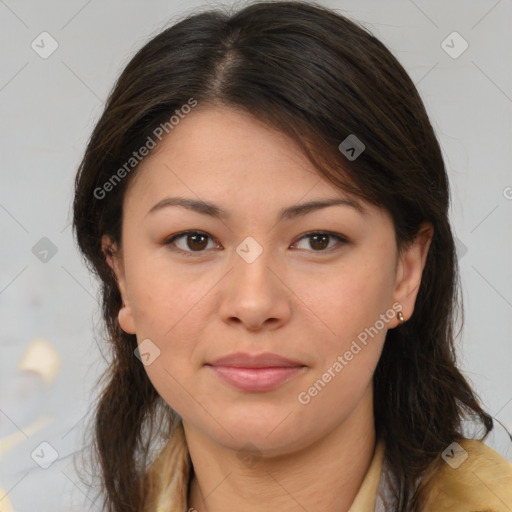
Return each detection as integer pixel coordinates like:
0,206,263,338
146,421,512,512
348,437,512,511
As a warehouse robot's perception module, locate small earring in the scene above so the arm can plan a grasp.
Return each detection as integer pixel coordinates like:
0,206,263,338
397,311,405,324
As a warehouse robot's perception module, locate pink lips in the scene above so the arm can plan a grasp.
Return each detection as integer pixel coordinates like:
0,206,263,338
206,352,306,392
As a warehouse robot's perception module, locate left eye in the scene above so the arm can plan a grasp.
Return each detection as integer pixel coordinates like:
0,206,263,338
293,232,347,252
164,230,347,256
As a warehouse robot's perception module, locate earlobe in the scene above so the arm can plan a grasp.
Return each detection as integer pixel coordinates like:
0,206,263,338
101,234,137,335
117,304,137,335
392,222,433,326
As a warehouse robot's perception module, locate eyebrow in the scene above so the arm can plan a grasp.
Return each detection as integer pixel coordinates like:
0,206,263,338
145,195,367,220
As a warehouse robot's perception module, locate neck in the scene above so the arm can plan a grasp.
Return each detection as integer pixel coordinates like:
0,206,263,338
184,387,376,512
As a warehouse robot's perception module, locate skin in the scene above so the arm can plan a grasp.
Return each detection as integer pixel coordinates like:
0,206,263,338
102,106,432,512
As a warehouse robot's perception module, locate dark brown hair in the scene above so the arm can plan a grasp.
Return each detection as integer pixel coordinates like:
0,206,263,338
72,1,494,510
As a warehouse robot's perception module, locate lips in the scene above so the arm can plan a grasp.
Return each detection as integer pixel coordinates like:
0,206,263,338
207,352,305,368
206,352,307,392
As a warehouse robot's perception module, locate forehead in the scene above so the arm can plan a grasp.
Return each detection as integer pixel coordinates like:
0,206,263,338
126,106,356,204
119,107,378,232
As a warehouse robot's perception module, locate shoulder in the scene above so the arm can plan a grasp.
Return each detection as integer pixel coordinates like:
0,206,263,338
421,438,512,512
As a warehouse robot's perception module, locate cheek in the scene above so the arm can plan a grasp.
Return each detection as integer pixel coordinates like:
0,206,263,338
293,270,390,424
287,254,394,411
126,251,213,339
293,258,395,348
124,260,213,403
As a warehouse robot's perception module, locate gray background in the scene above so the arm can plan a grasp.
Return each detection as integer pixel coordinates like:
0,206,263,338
1,0,511,510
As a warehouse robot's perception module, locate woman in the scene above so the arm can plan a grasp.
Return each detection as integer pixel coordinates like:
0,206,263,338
72,1,512,511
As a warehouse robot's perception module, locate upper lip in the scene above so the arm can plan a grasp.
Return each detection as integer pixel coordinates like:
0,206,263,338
207,352,306,368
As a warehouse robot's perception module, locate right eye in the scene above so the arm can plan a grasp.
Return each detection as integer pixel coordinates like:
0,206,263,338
164,230,220,257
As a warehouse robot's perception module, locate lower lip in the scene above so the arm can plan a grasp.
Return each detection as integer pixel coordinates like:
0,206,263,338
207,365,306,392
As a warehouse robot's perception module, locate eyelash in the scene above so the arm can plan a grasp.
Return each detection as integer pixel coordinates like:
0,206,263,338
163,230,348,258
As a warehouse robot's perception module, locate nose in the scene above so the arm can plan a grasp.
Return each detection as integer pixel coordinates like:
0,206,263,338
218,236,292,332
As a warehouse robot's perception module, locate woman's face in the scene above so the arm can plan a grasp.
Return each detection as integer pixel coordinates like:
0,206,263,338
103,106,431,456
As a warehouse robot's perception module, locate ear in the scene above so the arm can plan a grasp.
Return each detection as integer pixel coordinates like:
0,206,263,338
101,234,136,335
391,222,433,327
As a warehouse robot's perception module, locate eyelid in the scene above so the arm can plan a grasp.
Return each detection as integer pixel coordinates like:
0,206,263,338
164,230,348,257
